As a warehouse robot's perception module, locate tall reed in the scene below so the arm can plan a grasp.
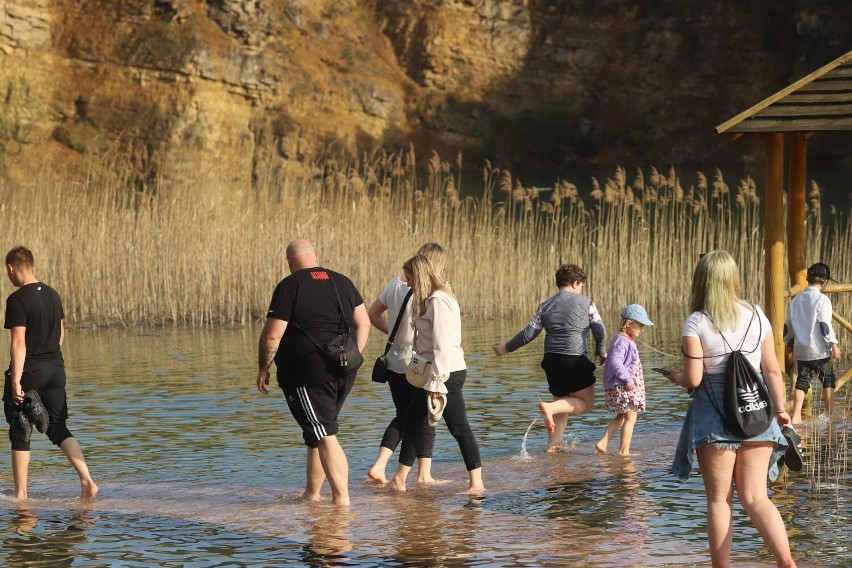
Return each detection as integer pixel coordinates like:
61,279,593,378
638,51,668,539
0,150,849,330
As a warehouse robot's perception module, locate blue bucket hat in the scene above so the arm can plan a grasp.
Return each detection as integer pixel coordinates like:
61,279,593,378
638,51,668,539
621,304,653,326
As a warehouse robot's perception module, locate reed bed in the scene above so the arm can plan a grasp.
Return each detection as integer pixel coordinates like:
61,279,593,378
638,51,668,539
0,149,850,330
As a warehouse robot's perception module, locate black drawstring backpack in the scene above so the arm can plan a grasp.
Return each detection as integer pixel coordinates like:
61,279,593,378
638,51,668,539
703,306,775,438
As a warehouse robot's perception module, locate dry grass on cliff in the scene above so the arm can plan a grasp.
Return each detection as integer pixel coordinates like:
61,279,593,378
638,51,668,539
0,150,850,327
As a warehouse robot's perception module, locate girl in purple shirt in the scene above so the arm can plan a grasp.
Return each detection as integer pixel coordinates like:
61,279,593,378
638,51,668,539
595,304,653,456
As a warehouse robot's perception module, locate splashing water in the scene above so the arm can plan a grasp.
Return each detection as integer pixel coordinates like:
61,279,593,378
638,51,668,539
516,416,538,461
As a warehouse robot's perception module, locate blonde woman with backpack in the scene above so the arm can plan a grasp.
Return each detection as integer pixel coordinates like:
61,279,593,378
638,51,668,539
664,251,795,568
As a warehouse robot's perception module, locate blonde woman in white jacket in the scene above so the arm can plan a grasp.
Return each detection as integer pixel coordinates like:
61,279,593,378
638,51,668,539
387,254,484,494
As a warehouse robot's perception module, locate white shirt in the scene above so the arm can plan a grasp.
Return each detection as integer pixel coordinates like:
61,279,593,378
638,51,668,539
413,290,466,394
377,276,415,373
682,302,770,374
784,285,838,361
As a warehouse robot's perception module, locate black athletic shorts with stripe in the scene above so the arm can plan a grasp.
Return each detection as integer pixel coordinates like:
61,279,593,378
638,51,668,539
282,374,356,447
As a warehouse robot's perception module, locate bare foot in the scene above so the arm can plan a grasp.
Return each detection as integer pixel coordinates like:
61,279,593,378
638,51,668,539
367,468,387,484
418,477,452,486
299,491,322,502
386,478,407,493
618,450,631,457
595,441,608,453
466,485,486,494
330,496,350,507
81,480,99,500
539,401,555,434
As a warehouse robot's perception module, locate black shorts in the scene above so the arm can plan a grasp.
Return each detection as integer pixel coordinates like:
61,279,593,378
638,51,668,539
4,360,71,451
795,358,836,392
540,353,597,398
282,375,356,447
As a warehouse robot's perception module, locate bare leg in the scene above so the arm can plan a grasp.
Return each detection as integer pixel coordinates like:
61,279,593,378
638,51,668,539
11,450,29,499
549,411,568,450
59,438,98,500
387,463,412,492
791,389,805,425
367,446,393,484
618,410,638,456
596,414,625,453
415,457,435,483
467,467,484,493
822,387,834,421
302,446,325,501
316,435,350,507
697,445,736,568
540,385,594,451
735,444,797,567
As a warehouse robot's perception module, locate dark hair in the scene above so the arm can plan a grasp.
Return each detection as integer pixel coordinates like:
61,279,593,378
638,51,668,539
5,246,34,268
555,264,586,287
806,262,832,284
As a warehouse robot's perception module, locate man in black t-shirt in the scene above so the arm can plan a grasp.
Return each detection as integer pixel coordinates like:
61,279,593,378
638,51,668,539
4,246,98,499
256,239,370,507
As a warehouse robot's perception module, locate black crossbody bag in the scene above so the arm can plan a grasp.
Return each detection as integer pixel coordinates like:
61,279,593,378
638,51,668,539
291,273,364,375
371,288,414,383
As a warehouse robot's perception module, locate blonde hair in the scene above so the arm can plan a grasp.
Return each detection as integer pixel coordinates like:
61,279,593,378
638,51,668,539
416,242,447,278
404,254,455,317
689,250,751,332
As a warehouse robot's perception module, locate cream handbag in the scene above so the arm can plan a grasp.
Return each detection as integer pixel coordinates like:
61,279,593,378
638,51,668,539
406,353,431,388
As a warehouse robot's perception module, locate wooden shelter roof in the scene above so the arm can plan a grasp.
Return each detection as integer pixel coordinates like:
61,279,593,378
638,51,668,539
716,50,852,135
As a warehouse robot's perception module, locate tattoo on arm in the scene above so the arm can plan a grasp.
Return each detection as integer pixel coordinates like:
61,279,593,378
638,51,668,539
258,344,277,372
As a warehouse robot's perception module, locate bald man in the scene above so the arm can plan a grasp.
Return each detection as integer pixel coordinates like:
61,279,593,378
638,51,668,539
257,239,370,506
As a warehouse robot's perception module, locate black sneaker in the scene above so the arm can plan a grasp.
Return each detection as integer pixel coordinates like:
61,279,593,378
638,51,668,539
9,407,33,445
22,390,49,434
782,426,804,472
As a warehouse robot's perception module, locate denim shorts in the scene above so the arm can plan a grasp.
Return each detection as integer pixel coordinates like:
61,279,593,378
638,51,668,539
672,373,787,482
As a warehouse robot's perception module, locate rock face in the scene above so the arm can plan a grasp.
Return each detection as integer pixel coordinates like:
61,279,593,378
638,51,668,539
2,0,851,184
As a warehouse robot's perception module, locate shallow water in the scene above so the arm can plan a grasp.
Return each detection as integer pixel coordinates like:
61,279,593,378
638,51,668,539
0,320,848,567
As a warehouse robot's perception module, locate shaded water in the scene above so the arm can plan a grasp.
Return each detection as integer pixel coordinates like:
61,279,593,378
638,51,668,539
1,318,849,567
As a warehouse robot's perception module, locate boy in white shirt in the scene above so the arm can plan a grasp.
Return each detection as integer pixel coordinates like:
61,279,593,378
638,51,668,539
784,263,842,424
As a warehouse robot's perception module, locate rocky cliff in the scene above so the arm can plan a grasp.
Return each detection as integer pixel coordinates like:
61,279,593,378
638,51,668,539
2,0,851,185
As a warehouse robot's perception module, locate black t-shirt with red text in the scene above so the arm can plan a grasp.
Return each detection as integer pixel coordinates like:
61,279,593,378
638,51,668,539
267,267,364,386
4,282,64,364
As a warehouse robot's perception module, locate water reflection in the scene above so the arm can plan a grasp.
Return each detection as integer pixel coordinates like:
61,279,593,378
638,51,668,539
301,507,355,566
3,505,95,567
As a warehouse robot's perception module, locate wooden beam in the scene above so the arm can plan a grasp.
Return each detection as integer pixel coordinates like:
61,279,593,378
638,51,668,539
764,133,787,374
836,367,851,393
761,105,852,117
787,282,852,297
788,133,808,290
785,92,852,103
725,117,852,132
834,311,852,334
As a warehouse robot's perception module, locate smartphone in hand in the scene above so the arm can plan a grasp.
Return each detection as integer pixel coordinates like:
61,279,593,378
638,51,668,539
651,367,671,376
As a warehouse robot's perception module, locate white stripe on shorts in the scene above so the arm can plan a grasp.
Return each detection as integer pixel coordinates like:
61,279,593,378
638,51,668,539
296,386,327,441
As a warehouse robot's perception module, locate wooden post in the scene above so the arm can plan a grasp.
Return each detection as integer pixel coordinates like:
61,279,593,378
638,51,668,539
764,133,786,374
788,133,809,289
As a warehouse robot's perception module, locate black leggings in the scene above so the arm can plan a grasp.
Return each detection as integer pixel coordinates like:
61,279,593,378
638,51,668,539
4,362,73,451
399,370,481,471
380,370,436,452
